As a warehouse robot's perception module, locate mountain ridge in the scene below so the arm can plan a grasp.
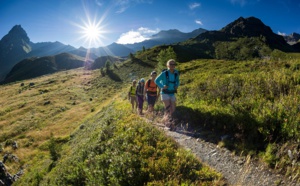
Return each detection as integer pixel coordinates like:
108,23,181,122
1,16,300,83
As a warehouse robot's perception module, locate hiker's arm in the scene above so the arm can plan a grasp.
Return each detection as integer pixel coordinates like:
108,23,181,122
154,73,165,89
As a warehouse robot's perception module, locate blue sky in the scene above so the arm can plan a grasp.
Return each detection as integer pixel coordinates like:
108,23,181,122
1,0,299,48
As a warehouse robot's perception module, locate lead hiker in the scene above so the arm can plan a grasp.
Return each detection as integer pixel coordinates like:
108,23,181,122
155,59,180,122
144,71,160,113
136,78,145,115
128,79,138,112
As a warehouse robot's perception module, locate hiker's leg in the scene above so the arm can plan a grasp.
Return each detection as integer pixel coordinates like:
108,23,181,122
163,99,171,117
137,95,143,114
169,95,176,115
148,95,156,112
130,96,134,110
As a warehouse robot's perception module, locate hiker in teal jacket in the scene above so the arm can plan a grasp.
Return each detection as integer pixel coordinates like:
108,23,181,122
155,59,180,120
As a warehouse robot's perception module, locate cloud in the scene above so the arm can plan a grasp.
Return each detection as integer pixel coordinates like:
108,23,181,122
114,0,153,14
277,31,286,36
195,19,203,25
116,27,160,44
230,0,247,6
95,0,103,7
189,2,201,10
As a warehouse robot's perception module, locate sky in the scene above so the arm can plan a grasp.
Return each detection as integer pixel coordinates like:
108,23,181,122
1,0,300,49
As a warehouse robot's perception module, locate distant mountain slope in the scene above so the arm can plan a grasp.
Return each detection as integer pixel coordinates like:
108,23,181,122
0,25,32,80
174,16,299,62
284,32,300,45
124,28,207,51
90,42,134,57
219,16,294,52
29,41,76,57
89,56,126,70
3,53,85,83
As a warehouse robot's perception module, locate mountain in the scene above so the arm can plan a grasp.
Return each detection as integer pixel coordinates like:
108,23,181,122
124,28,207,51
89,55,126,70
2,53,85,83
173,16,299,62
219,16,294,52
90,42,134,57
29,41,76,57
0,25,32,80
283,32,300,45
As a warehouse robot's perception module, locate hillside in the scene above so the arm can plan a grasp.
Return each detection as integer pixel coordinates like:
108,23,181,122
2,53,86,84
1,49,299,185
0,56,225,185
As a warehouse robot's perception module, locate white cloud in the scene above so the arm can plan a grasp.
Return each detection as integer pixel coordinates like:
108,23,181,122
189,2,201,10
277,31,286,36
230,0,247,6
116,27,160,44
195,19,203,25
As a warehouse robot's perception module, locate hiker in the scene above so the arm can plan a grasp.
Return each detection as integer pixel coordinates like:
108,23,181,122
144,71,160,113
136,78,145,115
155,59,180,120
128,79,138,112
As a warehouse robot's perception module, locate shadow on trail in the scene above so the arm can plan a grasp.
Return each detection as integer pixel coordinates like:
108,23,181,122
172,106,266,153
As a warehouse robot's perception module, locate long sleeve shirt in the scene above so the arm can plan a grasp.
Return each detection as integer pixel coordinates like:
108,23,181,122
154,70,179,95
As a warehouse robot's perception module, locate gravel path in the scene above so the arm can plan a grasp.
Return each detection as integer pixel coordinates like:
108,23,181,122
151,121,299,186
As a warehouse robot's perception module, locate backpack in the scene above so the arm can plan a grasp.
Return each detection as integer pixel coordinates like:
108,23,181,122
162,69,178,85
162,69,178,94
146,79,158,95
147,79,158,88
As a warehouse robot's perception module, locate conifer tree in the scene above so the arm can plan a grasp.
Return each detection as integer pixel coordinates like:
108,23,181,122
156,46,177,71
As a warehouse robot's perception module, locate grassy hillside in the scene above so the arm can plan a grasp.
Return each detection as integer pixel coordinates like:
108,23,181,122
1,50,299,184
174,53,300,182
0,57,224,185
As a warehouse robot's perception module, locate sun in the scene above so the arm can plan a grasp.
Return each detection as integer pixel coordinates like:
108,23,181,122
74,14,108,48
83,24,101,41
79,20,104,47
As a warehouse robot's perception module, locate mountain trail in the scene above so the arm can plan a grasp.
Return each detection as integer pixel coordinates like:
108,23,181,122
142,114,299,186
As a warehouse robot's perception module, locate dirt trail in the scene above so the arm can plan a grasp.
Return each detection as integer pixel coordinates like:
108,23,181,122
149,121,299,186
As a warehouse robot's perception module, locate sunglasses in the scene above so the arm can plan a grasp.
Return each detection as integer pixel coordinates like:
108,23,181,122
169,63,176,66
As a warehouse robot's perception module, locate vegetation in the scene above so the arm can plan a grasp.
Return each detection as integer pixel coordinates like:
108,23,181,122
1,49,299,184
156,46,177,71
174,53,300,181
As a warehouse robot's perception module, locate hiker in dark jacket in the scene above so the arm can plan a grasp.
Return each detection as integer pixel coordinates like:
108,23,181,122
144,71,160,113
155,59,180,120
136,78,145,115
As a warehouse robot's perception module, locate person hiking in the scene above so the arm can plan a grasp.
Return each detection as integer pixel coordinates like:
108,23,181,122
128,79,138,112
136,78,145,115
155,59,180,122
144,71,160,113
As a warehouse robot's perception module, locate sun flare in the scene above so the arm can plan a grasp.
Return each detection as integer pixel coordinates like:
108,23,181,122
75,15,108,48
83,24,101,41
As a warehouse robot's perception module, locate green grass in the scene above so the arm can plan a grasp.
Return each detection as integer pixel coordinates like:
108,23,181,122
1,51,299,184
1,56,224,185
174,54,300,181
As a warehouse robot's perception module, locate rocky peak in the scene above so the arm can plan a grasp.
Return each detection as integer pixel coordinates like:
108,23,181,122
220,16,274,37
1,25,30,44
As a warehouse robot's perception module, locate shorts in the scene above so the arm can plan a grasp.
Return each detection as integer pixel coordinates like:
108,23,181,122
146,95,157,105
130,95,137,104
161,94,176,102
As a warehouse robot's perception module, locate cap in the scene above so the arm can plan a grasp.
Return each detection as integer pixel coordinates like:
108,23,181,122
132,79,137,83
151,71,157,75
140,78,145,83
